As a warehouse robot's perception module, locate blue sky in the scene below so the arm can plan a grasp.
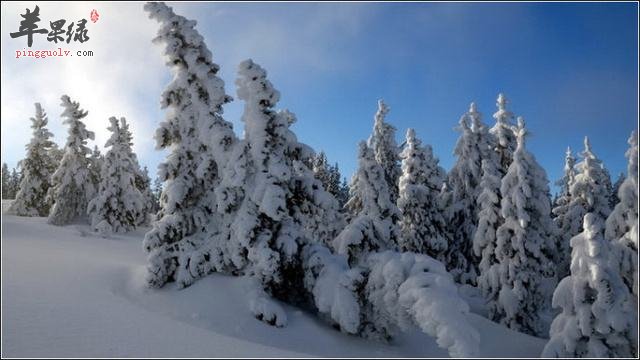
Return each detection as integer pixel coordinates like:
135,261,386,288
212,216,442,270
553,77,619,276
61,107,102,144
1,2,638,194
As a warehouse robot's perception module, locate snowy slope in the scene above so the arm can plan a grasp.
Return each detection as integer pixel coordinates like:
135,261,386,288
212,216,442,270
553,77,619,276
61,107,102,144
1,205,547,357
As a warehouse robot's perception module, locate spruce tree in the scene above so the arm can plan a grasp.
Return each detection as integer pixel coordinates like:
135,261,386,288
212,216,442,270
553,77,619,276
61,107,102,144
560,137,612,247
605,131,638,298
87,117,146,235
1,163,10,199
47,95,96,225
397,128,447,260
335,141,400,265
489,93,516,174
487,118,556,336
443,104,489,284
8,103,57,216
552,147,578,280
142,1,237,288
543,214,637,358
367,100,401,203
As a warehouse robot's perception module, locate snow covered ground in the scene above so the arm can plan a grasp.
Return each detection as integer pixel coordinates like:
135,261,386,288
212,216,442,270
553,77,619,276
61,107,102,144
1,201,547,357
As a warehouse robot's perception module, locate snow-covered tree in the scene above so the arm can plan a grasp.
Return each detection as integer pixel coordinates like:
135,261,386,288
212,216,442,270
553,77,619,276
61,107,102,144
610,172,625,208
471,102,506,297
312,151,344,205
7,167,22,199
560,137,612,246
335,141,400,265
397,128,447,260
1,163,10,199
367,100,401,203
552,147,578,280
605,130,638,298
543,213,637,358
47,95,96,225
137,166,159,220
87,117,146,235
485,118,556,336
223,59,345,322
443,104,489,284
337,177,350,209
88,145,103,191
489,93,516,174
151,176,162,211
141,1,237,288
8,103,57,216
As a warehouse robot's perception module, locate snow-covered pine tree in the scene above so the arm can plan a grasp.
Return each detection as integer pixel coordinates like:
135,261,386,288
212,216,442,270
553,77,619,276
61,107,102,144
470,101,508,298
142,1,237,288
610,172,625,208
88,145,103,191
312,151,331,189
543,213,637,358
225,59,344,324
397,128,447,260
312,151,343,204
552,147,578,280
8,103,57,216
337,177,350,209
605,130,638,298
487,118,556,336
47,95,96,225
335,141,400,265
443,104,488,284
137,166,159,220
1,163,11,199
490,93,516,174
87,117,146,235
367,100,401,203
151,176,162,212
8,167,22,199
560,137,612,247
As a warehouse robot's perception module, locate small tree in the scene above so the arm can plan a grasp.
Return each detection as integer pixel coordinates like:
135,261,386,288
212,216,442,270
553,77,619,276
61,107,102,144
47,95,96,225
368,100,401,203
87,117,146,235
397,128,447,260
543,213,637,358
8,103,57,216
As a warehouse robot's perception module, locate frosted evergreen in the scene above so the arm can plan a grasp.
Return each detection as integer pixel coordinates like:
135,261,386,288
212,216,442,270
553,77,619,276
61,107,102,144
489,93,516,174
605,130,638,298
543,213,637,358
87,117,146,235
367,100,401,203
397,128,447,260
142,1,236,288
47,95,96,226
487,118,556,336
552,147,578,280
8,103,57,216
335,142,400,265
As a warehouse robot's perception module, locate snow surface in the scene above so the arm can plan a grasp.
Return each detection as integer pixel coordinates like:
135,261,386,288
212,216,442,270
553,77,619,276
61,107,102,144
2,201,547,357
